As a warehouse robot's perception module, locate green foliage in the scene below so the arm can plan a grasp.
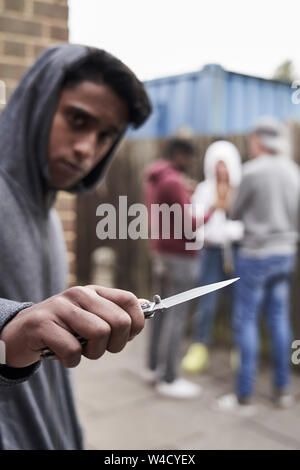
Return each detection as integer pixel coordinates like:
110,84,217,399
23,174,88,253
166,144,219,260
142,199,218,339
273,60,295,82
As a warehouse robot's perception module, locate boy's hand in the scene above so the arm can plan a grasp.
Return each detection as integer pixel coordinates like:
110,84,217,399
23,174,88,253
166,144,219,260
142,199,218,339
0,285,145,368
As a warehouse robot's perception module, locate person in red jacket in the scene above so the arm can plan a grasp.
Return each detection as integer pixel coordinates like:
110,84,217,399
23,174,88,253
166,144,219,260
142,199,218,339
143,138,206,398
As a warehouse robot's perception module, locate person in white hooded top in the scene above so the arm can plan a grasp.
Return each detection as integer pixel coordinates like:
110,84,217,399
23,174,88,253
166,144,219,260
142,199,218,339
182,140,243,373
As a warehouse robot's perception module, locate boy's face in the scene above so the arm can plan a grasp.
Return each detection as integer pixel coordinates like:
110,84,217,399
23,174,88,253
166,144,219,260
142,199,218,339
173,151,194,173
215,160,229,183
48,80,129,189
248,132,262,158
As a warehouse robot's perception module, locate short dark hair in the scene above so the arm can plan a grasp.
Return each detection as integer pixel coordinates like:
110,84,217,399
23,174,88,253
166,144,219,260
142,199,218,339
62,49,152,128
165,138,195,159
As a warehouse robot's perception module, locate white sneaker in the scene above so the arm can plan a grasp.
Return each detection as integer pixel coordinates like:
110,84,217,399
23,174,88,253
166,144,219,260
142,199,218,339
155,378,202,399
139,368,160,385
273,393,294,409
214,393,256,417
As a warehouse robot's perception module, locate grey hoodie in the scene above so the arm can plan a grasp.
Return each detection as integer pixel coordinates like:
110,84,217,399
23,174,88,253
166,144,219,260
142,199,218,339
0,44,125,449
231,154,300,257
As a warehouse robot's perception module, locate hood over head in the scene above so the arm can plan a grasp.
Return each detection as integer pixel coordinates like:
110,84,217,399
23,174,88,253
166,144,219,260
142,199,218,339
203,140,242,186
0,43,150,210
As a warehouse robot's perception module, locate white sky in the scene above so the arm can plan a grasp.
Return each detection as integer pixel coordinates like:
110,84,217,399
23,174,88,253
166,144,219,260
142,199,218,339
69,0,300,81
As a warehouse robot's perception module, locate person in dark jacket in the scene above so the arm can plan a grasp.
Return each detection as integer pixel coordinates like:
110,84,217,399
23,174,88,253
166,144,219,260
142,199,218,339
143,138,204,399
0,44,151,449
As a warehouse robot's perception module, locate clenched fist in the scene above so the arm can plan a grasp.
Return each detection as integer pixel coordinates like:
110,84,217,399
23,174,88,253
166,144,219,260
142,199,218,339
0,285,145,369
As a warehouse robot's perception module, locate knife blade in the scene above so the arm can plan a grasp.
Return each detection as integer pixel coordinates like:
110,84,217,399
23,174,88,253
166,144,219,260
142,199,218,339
143,277,239,315
40,277,239,359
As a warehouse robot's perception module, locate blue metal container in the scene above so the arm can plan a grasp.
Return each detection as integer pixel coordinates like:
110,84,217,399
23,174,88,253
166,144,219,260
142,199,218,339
130,64,300,139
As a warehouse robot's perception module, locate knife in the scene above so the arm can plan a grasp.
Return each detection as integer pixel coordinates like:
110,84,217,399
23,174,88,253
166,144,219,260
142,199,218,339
40,277,239,359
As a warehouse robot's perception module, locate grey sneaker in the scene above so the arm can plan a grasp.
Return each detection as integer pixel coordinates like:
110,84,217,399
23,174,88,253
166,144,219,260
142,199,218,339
139,368,160,385
273,390,294,409
214,393,257,417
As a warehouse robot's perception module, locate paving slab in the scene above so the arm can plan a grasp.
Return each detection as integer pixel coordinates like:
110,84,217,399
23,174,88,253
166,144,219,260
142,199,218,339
175,424,295,450
72,331,300,450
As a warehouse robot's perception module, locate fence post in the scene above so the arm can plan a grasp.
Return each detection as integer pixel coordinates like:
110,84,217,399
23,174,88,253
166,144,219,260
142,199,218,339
91,247,116,288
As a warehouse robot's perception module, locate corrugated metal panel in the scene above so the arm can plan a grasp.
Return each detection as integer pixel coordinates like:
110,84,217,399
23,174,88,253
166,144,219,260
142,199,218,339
129,64,300,139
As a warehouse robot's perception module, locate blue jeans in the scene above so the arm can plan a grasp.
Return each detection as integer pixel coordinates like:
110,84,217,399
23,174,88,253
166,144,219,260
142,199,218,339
193,247,236,345
233,254,295,400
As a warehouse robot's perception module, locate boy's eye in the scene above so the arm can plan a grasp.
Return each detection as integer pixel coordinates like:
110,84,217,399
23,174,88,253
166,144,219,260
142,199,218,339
98,132,115,144
67,112,86,128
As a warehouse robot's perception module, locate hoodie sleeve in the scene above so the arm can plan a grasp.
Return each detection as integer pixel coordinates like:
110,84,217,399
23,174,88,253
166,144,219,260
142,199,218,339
0,299,41,387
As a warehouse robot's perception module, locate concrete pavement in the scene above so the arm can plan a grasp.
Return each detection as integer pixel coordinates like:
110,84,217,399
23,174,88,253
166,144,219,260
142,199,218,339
72,325,300,450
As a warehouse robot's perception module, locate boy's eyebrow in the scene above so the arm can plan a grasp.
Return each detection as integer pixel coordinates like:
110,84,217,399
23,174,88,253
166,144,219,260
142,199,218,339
65,105,122,134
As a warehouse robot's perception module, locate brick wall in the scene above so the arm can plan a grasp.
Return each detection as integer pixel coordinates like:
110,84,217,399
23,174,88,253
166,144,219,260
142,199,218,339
0,0,69,99
0,0,78,286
